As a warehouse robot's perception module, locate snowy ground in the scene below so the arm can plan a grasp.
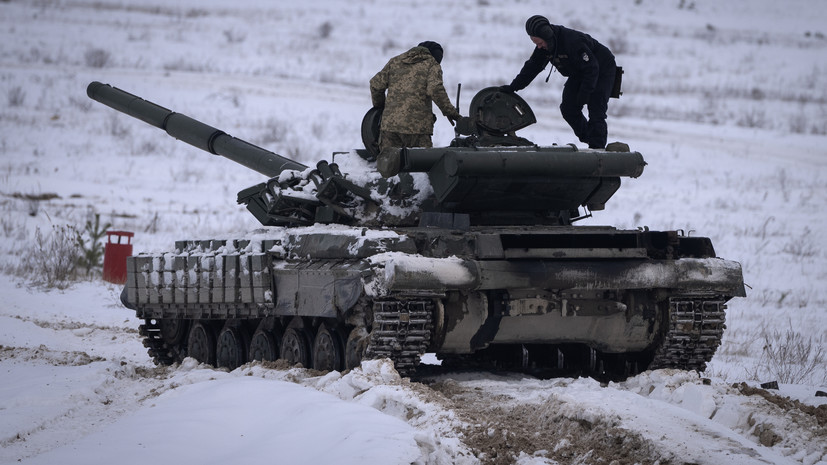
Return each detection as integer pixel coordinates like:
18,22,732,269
1,0,826,464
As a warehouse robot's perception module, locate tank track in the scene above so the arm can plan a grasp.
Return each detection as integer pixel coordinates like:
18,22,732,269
137,299,437,376
366,300,434,376
648,296,726,372
139,319,177,365
138,296,724,378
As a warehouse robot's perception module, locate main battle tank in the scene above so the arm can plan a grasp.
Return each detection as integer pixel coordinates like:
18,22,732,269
87,81,745,379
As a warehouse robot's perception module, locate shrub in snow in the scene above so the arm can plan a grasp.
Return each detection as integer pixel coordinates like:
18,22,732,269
84,48,111,68
318,21,333,39
76,213,112,277
19,225,81,289
7,85,25,107
759,328,826,385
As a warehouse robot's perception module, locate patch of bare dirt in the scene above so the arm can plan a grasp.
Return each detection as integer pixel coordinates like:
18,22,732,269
736,382,827,427
7,314,138,334
7,192,60,201
429,379,670,465
0,344,104,366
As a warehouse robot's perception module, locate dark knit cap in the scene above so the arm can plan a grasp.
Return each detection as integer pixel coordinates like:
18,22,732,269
525,15,550,37
418,41,443,64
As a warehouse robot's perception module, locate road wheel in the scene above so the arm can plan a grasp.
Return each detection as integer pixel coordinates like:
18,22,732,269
345,327,369,370
158,318,189,363
160,318,189,346
280,327,311,367
187,322,216,365
248,318,283,362
312,325,344,372
249,329,279,362
216,325,248,370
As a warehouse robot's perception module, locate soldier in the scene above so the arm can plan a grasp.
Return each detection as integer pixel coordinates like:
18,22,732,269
370,41,462,176
501,15,617,149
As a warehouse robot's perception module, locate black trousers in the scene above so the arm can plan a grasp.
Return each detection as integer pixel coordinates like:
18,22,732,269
559,63,616,149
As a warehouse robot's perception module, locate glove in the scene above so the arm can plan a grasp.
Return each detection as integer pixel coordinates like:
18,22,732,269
498,84,516,93
447,113,462,126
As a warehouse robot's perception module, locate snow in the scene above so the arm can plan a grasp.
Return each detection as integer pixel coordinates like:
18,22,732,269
19,374,423,465
368,252,477,295
1,0,826,464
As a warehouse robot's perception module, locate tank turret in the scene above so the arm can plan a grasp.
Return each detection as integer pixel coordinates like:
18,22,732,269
88,81,744,380
88,82,645,228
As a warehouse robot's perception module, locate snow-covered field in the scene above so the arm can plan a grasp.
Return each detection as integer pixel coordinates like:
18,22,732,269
1,0,825,464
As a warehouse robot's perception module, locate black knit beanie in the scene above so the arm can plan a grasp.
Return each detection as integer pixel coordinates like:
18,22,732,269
525,15,551,37
418,41,443,64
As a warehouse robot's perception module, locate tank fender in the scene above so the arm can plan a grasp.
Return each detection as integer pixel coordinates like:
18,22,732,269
370,255,744,296
365,253,480,296
473,258,746,296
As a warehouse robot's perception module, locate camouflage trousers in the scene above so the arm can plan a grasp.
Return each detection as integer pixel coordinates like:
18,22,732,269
376,131,433,177
378,131,433,152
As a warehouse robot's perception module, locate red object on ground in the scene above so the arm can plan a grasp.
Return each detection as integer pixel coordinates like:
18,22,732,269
102,231,134,284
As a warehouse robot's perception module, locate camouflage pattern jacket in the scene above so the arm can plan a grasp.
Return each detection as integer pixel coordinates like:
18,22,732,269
370,46,460,135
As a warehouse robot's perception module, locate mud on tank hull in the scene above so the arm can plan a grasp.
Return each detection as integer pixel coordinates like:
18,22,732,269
124,225,745,379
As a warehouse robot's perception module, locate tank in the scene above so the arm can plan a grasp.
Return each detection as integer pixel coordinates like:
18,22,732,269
87,81,746,380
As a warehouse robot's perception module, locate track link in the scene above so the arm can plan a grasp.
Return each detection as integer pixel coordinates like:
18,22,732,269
139,317,189,366
649,296,727,372
139,318,175,365
366,300,434,376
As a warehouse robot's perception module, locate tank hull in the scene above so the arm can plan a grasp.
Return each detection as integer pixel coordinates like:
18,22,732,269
125,225,744,378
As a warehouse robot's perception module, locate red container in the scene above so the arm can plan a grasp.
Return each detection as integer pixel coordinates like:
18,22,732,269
102,231,134,284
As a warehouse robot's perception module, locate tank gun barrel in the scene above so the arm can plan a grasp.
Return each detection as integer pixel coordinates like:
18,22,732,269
86,81,306,177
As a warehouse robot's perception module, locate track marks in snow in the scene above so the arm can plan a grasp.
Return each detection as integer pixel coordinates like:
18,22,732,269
426,371,826,465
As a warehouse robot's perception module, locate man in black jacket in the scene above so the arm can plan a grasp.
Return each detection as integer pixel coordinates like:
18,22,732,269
501,15,616,149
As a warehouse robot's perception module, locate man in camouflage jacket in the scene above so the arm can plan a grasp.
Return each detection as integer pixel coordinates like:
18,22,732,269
370,41,462,173
501,16,617,149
